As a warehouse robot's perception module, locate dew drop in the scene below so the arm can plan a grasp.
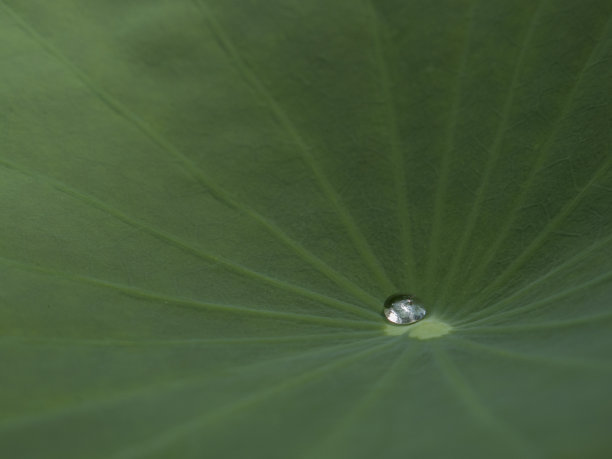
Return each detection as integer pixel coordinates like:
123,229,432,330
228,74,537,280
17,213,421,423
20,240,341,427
383,294,426,325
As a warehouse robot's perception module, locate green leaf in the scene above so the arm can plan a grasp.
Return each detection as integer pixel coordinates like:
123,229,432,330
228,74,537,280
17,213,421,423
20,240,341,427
1,0,611,457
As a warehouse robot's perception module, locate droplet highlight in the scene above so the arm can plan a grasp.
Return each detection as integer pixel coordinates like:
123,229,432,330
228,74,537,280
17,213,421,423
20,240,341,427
383,293,426,325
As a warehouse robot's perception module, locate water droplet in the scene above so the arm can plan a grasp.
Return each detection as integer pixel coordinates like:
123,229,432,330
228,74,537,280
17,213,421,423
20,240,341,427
383,294,426,325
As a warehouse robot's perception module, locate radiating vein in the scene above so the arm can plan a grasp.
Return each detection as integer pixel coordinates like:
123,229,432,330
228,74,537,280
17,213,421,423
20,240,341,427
0,159,379,320
450,337,612,372
192,0,396,293
0,331,380,348
459,268,612,328
439,2,545,305
0,336,389,432
432,345,534,457
303,343,416,458
107,339,399,459
366,0,415,286
0,255,380,330
454,232,612,324
0,0,382,310
463,11,612,294
460,311,612,334
425,1,475,295
467,154,612,311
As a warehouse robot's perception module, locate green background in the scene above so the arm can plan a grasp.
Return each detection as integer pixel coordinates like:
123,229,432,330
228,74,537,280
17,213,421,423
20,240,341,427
1,0,611,457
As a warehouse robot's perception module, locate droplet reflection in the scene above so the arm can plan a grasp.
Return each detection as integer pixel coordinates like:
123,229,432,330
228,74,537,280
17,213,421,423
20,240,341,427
383,294,426,325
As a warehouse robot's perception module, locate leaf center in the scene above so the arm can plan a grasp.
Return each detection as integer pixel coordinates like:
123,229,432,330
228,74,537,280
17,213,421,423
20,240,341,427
384,317,452,339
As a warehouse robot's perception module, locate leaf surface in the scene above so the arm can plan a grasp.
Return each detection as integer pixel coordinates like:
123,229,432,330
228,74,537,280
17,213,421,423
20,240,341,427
1,0,611,457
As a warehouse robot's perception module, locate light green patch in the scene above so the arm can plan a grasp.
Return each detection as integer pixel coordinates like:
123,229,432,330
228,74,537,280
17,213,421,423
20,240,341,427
409,318,452,340
383,317,452,339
